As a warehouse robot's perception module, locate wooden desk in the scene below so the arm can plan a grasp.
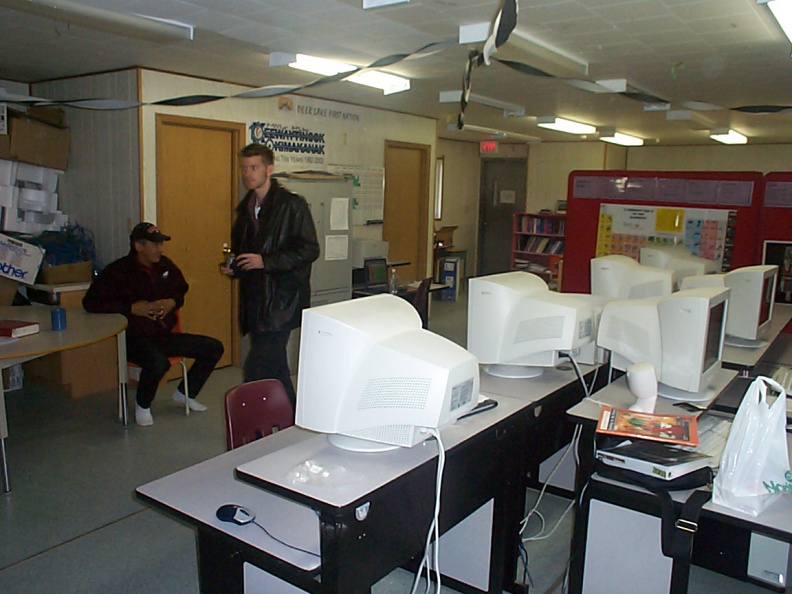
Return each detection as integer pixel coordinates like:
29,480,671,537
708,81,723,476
138,396,531,594
0,306,128,492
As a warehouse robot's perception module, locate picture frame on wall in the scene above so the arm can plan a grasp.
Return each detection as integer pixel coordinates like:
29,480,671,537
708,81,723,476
762,240,792,304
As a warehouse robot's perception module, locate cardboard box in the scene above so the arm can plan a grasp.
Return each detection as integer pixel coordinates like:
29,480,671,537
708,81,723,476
0,115,70,170
0,232,45,285
36,260,93,284
434,225,457,249
26,106,66,128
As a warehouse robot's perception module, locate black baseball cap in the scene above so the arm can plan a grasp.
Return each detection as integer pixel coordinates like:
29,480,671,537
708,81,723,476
130,222,171,243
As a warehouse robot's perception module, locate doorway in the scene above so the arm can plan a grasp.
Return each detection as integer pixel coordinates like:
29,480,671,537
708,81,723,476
383,141,431,282
155,114,245,367
477,158,527,276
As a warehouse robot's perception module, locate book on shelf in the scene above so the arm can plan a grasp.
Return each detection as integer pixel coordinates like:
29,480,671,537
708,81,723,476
596,440,711,481
0,319,40,338
596,405,699,446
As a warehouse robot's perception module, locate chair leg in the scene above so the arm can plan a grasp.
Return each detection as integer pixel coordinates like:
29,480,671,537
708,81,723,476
180,361,189,416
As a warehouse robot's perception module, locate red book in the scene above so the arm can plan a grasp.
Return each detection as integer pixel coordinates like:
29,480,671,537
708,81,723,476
0,319,40,338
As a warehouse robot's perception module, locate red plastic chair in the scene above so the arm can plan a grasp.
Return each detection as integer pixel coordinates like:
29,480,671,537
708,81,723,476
223,379,295,450
127,310,190,416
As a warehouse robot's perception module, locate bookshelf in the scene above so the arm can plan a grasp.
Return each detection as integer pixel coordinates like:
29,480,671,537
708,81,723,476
511,212,566,289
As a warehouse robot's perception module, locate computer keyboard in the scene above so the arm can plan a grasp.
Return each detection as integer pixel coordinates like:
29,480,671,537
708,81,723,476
771,366,792,396
680,414,732,468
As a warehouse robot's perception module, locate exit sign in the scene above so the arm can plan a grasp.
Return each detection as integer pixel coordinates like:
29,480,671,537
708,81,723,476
480,140,498,153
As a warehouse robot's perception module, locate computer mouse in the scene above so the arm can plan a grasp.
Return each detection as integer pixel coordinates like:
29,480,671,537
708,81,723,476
216,504,255,525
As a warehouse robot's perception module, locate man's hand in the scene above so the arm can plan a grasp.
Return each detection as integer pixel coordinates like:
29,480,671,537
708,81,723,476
151,298,176,319
234,253,264,270
131,299,175,320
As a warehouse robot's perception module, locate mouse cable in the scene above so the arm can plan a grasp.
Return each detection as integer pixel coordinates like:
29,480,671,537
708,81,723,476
410,429,446,594
251,519,320,558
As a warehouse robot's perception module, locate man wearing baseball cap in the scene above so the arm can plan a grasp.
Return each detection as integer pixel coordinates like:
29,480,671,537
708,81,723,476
83,222,224,426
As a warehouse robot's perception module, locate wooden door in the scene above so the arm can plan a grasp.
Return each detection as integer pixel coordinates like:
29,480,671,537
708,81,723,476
478,158,527,276
383,141,430,283
156,115,245,367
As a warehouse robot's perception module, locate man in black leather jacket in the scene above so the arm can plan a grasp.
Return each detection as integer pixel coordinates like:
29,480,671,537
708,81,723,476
221,144,319,407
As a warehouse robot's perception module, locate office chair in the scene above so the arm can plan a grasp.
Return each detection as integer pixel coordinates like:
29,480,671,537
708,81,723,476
409,277,432,329
223,379,295,450
127,310,190,416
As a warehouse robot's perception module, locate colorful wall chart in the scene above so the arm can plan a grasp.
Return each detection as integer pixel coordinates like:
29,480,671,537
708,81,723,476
596,204,736,271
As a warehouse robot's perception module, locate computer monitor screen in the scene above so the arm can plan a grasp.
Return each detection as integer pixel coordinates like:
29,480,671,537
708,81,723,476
681,265,778,348
364,258,388,285
590,255,673,299
598,286,729,401
468,271,595,378
295,294,479,452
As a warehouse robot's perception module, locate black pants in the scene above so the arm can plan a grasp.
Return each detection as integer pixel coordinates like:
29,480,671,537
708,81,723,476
244,330,296,407
127,333,224,408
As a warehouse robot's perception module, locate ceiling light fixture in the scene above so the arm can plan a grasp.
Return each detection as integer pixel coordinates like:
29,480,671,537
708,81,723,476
269,53,410,95
439,90,525,117
447,123,540,143
759,0,792,48
363,0,409,9
599,131,644,146
536,116,596,135
709,128,748,145
0,0,194,42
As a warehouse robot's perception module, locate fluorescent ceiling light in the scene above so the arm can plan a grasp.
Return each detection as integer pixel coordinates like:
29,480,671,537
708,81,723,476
347,70,410,95
439,90,524,117
762,0,792,46
287,54,356,76
270,53,409,95
536,116,596,135
0,0,194,42
363,0,409,8
599,131,644,146
709,129,748,145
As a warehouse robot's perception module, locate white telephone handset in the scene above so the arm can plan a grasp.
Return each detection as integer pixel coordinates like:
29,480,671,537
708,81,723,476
626,362,658,413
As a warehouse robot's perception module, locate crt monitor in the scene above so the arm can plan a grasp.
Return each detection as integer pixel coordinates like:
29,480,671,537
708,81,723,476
590,255,673,299
639,245,719,288
597,286,729,401
295,294,479,452
468,271,595,378
681,265,778,348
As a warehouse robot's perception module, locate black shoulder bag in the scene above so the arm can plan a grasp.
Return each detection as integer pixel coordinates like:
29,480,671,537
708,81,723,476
594,459,714,594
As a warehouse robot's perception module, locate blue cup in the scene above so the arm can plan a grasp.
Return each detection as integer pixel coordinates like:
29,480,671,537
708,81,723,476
51,307,67,331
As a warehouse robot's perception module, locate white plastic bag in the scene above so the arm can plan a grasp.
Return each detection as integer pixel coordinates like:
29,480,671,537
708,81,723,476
713,376,792,517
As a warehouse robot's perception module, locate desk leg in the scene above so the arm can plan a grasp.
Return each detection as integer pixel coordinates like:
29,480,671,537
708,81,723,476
117,330,129,426
0,382,9,493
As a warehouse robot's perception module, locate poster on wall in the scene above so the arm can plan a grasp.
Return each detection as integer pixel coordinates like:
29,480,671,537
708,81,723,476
327,165,385,226
596,203,736,271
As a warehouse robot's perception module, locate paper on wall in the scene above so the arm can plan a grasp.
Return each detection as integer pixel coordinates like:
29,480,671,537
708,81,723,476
324,235,348,261
330,197,349,231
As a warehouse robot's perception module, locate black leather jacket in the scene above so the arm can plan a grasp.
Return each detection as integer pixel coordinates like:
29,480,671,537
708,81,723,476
231,179,319,334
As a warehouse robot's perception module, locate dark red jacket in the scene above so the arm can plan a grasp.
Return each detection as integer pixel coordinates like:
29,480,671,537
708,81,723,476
82,252,188,341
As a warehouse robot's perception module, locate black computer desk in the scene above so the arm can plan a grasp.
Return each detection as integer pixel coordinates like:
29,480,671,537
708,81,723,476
136,364,602,594
137,395,532,594
565,370,792,593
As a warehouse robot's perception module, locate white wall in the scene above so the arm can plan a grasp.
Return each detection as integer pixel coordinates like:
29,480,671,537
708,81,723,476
436,138,481,276
627,144,792,172
139,70,438,276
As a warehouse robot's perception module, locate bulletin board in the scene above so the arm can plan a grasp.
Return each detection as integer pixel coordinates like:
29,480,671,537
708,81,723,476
562,170,765,293
595,204,736,272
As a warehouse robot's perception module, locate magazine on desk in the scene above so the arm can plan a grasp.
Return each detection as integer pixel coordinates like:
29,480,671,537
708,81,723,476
596,440,711,481
596,405,699,447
